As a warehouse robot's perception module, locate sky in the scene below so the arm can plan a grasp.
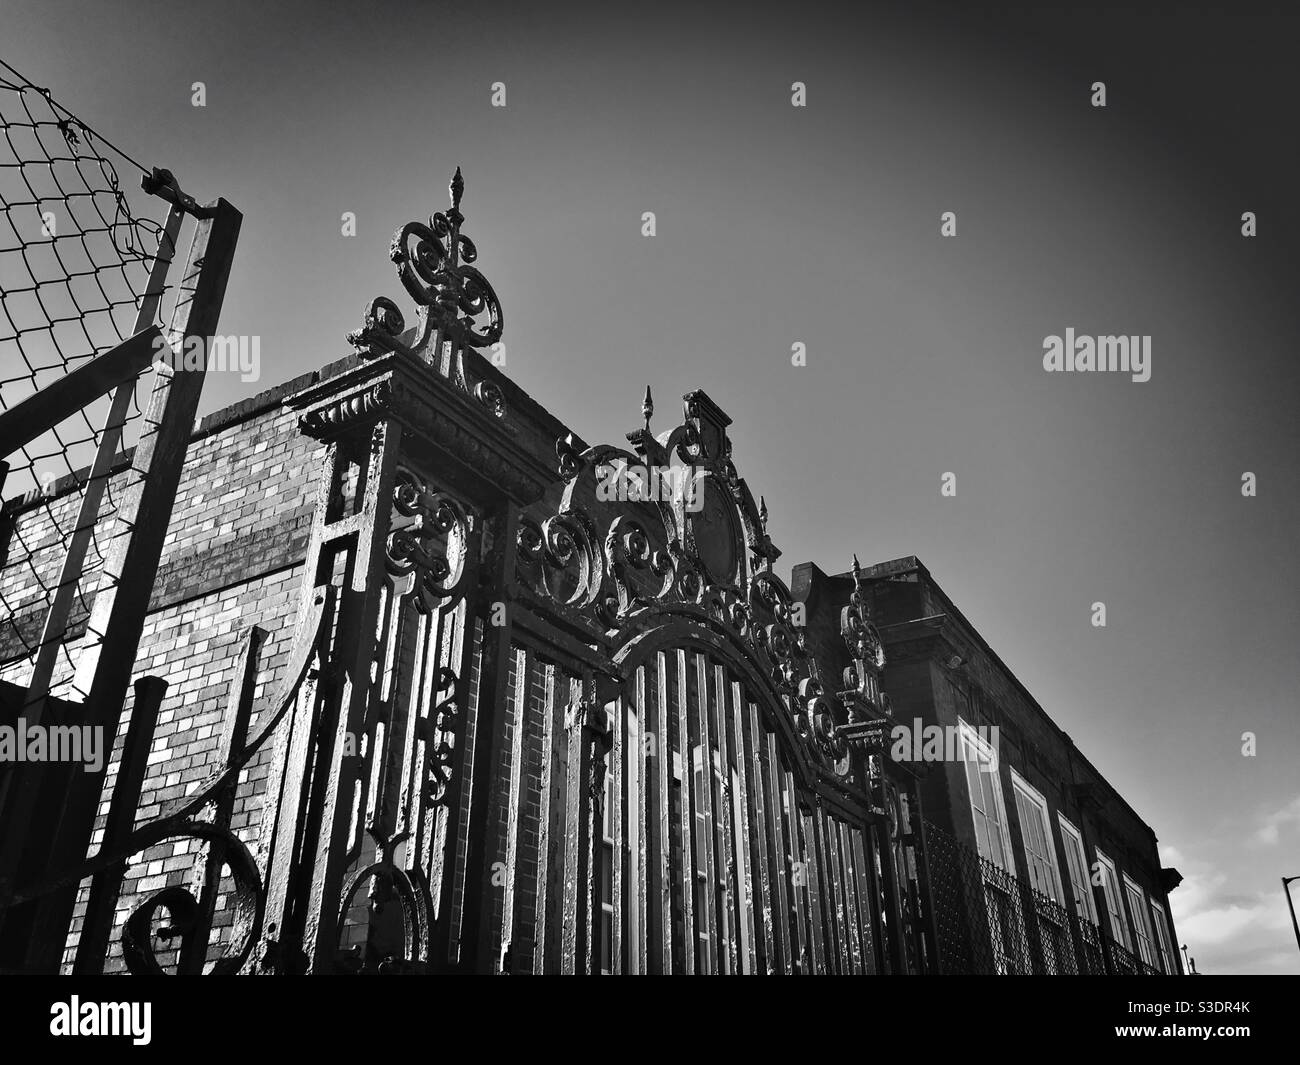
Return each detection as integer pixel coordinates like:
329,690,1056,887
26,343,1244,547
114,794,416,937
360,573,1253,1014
3,0,1299,974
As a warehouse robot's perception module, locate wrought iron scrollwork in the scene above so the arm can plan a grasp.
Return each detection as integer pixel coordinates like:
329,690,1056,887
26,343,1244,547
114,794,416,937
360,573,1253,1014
385,468,470,600
420,666,460,807
386,168,503,348
556,432,583,480
521,387,866,783
334,828,430,974
840,554,887,708
120,821,265,976
348,167,504,382
346,297,407,357
517,511,601,610
474,379,506,418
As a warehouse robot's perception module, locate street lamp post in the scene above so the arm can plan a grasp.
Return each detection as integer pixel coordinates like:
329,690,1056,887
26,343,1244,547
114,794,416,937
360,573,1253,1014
1283,876,1300,958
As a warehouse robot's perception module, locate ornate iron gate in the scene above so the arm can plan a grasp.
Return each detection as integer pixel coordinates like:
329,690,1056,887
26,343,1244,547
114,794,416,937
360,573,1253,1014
3,167,934,974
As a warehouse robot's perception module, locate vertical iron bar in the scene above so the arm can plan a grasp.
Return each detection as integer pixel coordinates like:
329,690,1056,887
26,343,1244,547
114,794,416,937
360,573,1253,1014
177,625,265,974
69,675,167,973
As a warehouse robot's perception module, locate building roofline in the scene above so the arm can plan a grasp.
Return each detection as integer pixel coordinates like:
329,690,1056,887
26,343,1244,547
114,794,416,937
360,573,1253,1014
845,554,1160,845
3,346,587,516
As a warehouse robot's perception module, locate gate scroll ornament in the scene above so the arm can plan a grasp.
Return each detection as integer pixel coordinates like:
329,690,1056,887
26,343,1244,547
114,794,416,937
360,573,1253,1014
516,385,862,786
347,167,506,422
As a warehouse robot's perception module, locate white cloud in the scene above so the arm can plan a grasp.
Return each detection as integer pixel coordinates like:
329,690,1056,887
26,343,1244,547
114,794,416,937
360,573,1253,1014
1165,836,1300,975
1252,795,1300,847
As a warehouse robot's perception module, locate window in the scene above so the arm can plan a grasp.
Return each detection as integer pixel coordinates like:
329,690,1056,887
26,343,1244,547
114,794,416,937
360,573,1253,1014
1123,874,1155,968
958,720,1026,973
1094,850,1130,950
1010,771,1067,973
1057,815,1099,925
1010,771,1063,904
1149,898,1176,974
957,719,1012,871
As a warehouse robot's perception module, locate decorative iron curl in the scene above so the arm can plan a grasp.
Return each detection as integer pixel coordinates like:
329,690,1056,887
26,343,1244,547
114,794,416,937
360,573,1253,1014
388,206,503,347
346,296,409,358
801,676,849,772
517,512,601,608
334,828,430,974
474,379,506,418
453,265,503,347
598,514,679,625
120,821,264,976
391,219,448,306
349,167,504,355
420,666,460,807
385,471,469,600
556,433,583,480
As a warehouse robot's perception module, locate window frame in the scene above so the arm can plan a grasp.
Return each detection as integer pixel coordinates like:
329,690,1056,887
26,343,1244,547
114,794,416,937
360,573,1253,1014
958,719,1030,974
1057,814,1100,926
957,718,1014,873
1094,849,1131,950
1009,769,1064,906
1148,897,1176,974
1123,873,1156,968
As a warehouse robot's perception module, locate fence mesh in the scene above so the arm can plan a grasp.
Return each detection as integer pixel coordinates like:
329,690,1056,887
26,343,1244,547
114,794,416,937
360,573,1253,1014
0,59,179,685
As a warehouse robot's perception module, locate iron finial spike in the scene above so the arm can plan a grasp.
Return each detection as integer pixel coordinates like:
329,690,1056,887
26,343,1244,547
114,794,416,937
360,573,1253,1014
450,166,464,210
642,385,653,430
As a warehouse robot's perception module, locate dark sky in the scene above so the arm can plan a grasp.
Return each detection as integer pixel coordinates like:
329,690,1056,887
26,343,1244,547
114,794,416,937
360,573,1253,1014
5,0,1299,973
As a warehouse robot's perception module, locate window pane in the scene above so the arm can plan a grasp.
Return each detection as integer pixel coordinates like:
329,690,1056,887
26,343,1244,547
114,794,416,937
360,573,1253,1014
972,811,992,862
981,772,1006,868
963,750,985,814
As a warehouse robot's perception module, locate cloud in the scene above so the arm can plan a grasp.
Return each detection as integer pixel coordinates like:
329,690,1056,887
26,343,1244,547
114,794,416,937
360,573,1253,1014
1176,892,1286,946
1252,795,1300,847
1165,836,1300,975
